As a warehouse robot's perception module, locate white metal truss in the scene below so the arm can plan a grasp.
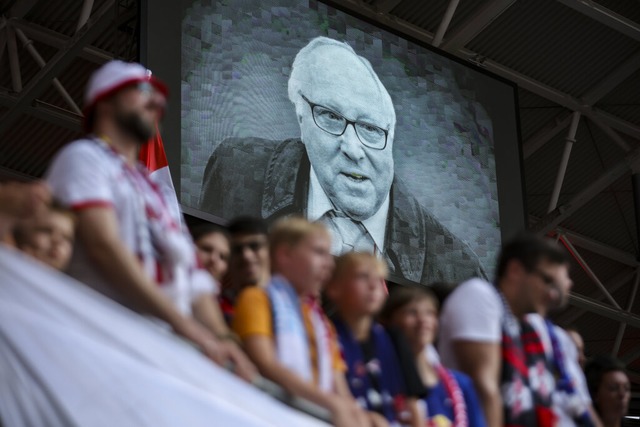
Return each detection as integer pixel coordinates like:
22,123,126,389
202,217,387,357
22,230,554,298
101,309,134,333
531,145,640,236
440,0,518,51
523,49,640,159
555,0,640,43
432,0,460,48
10,19,113,64
0,0,115,136
357,0,640,364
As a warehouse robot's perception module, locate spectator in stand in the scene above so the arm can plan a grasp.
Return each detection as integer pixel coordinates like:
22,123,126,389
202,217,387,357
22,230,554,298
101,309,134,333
380,286,486,427
45,60,255,381
438,233,565,426
13,202,75,271
524,250,602,426
326,252,419,427
0,180,51,242
233,217,369,427
220,217,271,322
585,355,631,427
567,328,587,369
190,223,234,326
191,223,230,283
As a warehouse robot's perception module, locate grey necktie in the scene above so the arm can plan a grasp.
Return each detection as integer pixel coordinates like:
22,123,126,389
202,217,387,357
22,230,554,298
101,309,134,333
320,210,377,255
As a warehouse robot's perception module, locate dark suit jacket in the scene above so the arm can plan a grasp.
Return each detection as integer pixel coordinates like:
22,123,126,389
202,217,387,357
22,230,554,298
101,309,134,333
200,137,487,284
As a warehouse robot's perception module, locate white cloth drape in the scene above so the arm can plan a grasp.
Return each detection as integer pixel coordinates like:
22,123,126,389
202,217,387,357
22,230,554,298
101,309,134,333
0,245,328,427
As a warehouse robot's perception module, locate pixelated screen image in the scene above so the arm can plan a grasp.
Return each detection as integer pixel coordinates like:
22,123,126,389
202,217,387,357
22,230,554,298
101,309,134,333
180,0,521,286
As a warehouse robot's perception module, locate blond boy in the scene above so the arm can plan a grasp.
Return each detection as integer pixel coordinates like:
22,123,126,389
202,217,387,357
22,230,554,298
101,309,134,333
327,252,419,427
233,218,368,427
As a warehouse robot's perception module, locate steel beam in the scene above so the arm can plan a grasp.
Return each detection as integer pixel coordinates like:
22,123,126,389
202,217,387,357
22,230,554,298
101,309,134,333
14,27,82,115
10,19,113,64
523,113,573,159
523,51,640,159
556,0,640,43
548,112,581,212
613,268,640,355
432,0,460,48
441,0,518,50
6,25,21,92
560,235,622,309
589,115,632,152
521,49,640,158
0,0,115,136
568,293,640,329
557,269,635,326
473,56,640,140
582,49,640,105
306,0,640,149
8,0,39,19
0,166,36,182
531,146,640,235
0,24,7,64
374,0,402,14
555,227,639,267
77,0,95,32
0,92,81,131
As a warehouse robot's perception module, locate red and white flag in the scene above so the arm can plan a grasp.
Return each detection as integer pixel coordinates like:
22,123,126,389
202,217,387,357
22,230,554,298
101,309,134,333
139,123,182,223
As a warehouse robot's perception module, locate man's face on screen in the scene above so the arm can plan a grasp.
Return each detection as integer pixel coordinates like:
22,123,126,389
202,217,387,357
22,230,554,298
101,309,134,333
297,45,395,221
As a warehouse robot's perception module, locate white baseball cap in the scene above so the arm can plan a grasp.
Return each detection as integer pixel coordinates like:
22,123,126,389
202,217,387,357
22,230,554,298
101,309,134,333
83,60,168,127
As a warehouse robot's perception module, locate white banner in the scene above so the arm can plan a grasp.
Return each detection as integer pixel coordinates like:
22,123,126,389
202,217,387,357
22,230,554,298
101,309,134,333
0,245,328,427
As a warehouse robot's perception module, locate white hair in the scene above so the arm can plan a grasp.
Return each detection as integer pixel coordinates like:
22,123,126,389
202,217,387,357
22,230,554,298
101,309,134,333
287,36,396,129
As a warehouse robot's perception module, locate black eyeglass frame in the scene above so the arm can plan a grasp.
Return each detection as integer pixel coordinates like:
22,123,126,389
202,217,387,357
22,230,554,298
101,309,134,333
300,94,389,150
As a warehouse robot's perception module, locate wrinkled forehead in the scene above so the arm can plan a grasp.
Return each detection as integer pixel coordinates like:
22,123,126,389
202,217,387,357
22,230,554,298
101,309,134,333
300,45,395,122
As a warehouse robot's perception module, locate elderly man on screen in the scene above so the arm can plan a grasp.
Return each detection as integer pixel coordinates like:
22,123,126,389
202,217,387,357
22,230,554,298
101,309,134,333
201,36,486,284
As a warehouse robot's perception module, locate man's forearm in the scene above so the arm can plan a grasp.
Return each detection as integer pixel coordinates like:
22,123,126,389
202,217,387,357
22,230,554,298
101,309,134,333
83,234,186,329
192,294,230,337
476,384,502,427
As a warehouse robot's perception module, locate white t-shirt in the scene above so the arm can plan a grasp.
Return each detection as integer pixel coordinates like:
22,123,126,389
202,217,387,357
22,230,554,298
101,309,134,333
437,278,503,370
526,313,592,424
47,138,214,315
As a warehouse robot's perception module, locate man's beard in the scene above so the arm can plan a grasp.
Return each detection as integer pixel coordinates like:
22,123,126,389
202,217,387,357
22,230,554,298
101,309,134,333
114,110,154,144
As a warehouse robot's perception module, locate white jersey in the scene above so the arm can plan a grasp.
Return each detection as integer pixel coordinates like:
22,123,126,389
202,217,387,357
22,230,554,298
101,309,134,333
47,138,214,315
437,278,503,370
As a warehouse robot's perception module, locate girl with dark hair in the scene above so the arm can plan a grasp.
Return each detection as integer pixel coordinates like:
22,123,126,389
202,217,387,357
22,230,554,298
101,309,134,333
380,286,487,427
585,355,630,427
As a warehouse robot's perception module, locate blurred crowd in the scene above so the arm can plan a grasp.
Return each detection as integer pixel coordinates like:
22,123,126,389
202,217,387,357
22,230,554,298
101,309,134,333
0,60,632,427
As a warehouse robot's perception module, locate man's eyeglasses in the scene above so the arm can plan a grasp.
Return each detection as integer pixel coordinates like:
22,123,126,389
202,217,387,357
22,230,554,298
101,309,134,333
301,95,389,150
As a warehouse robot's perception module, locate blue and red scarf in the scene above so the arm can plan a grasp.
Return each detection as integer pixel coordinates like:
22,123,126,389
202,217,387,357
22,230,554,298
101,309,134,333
332,317,405,423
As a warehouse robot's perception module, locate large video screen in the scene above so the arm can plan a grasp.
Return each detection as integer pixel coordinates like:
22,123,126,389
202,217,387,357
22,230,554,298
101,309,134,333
176,0,523,286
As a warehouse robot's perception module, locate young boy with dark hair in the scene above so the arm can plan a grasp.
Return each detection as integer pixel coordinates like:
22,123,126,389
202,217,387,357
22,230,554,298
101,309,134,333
326,252,419,427
233,217,369,427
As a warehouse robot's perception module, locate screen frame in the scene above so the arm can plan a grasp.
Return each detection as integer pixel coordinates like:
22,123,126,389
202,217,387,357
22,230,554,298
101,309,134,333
141,0,527,283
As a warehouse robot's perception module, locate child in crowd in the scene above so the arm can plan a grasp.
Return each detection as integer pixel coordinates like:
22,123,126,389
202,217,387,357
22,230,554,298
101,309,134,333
233,217,369,427
191,223,230,284
12,202,75,271
380,286,487,427
326,252,420,427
